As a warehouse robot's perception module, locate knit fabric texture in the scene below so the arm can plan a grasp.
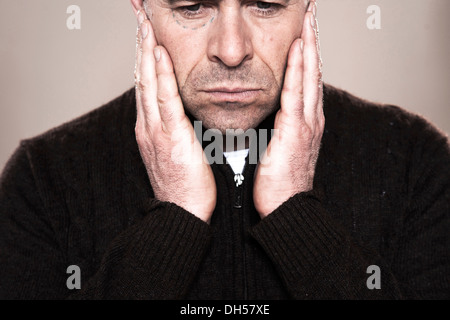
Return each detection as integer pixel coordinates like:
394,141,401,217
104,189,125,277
1,84,449,299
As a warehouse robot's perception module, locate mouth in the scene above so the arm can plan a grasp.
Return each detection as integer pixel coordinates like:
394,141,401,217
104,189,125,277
201,87,262,103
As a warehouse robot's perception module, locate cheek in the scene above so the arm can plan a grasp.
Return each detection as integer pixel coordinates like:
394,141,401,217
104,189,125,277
255,34,292,83
169,38,206,87
251,14,303,82
155,24,206,85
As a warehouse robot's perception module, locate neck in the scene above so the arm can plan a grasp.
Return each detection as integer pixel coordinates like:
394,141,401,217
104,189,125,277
222,133,251,152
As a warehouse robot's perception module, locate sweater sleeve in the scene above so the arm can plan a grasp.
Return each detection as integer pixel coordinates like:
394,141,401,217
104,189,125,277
250,191,405,299
0,143,211,300
70,200,211,299
250,122,450,300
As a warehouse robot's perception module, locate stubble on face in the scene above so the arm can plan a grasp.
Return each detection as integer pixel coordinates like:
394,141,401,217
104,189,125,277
179,58,284,133
144,0,306,133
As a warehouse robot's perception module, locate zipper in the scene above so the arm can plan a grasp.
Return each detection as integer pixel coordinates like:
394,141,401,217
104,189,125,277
232,169,248,299
233,173,244,208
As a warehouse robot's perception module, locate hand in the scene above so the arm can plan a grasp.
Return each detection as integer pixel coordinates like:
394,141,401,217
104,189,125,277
253,2,324,218
134,11,217,223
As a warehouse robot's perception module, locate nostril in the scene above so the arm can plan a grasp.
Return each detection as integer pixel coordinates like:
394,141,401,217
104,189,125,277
214,37,252,67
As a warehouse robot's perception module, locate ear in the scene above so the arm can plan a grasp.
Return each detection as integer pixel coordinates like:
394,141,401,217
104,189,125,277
130,0,144,17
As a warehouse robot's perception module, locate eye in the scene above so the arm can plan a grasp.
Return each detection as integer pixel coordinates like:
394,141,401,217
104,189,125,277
185,3,201,11
176,3,209,19
256,1,273,9
251,1,283,17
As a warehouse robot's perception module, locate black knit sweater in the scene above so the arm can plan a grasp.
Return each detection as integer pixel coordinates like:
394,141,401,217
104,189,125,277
0,84,449,299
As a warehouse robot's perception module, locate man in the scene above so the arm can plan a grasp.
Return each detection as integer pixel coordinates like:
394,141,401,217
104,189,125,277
0,0,448,299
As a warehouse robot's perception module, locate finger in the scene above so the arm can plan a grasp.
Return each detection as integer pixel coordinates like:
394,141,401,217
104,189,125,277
135,24,143,120
136,18,160,125
279,38,304,121
302,7,322,125
154,45,188,133
312,2,325,122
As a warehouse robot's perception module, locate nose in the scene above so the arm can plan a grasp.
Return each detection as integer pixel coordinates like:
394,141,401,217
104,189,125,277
207,7,253,67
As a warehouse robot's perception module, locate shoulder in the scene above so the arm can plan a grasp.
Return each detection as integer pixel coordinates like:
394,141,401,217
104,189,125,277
322,83,449,154
21,88,137,161
8,88,140,194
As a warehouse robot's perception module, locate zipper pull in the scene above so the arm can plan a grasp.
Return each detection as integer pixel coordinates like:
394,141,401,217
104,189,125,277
234,173,244,209
234,173,244,187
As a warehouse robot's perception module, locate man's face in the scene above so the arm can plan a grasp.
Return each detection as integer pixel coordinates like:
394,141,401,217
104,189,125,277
145,0,307,132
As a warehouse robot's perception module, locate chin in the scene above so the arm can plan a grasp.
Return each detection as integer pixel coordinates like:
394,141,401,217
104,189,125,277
187,104,275,134
183,95,280,131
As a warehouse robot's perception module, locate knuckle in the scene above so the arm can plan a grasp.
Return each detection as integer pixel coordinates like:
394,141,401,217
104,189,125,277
137,79,149,93
157,91,178,107
140,95,152,111
162,109,175,123
135,124,146,144
299,124,313,139
312,69,322,81
135,120,154,141
318,114,326,129
281,88,305,111
156,94,169,106
282,84,304,96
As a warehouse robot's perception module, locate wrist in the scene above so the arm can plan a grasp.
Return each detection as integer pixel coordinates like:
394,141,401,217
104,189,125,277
182,202,215,224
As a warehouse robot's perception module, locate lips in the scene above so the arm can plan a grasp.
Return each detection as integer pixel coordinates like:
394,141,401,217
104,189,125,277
202,87,261,103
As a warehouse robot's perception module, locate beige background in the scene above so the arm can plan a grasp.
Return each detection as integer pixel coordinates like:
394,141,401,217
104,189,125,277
1,0,449,171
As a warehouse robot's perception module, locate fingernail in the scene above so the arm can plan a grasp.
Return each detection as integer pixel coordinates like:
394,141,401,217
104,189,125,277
300,39,304,52
138,9,145,26
310,14,316,30
312,2,317,17
141,22,148,39
154,47,161,62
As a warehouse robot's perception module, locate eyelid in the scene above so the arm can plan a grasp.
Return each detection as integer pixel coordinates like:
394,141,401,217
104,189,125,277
174,3,213,19
174,1,284,19
250,1,282,5
177,2,211,10
249,1,284,16
176,1,213,7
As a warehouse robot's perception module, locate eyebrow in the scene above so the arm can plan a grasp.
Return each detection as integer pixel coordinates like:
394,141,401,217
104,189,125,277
165,0,211,4
164,0,292,5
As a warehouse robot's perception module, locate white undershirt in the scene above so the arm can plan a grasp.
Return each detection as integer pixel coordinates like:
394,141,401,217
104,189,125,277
223,149,249,175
